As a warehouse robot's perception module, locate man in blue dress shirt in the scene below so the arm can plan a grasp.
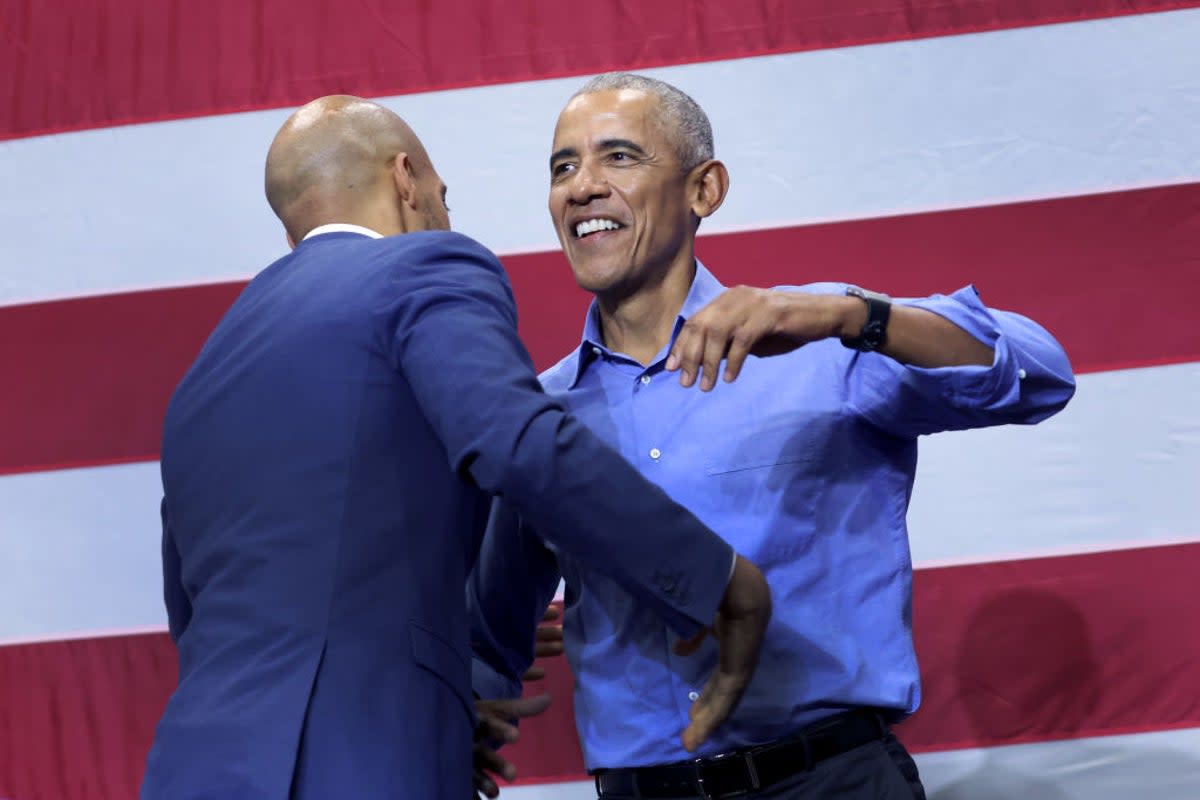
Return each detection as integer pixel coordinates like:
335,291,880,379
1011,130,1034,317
140,94,773,799
468,74,1076,799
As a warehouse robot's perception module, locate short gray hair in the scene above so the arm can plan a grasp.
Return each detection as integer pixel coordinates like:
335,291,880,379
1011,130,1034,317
572,72,714,170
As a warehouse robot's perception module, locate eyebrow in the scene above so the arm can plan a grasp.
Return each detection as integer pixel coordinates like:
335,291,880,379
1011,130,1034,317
597,138,647,156
549,146,578,168
548,138,649,169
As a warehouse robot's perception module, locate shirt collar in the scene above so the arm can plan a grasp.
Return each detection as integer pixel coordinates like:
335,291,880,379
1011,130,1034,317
302,223,385,240
569,260,726,388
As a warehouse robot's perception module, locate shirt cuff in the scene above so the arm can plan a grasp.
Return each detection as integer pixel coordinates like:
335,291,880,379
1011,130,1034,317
895,284,1017,405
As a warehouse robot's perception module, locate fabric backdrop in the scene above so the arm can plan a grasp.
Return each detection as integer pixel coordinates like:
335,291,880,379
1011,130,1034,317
2,2,1199,797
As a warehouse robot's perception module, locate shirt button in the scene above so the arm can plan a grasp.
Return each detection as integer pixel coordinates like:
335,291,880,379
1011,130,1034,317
1018,368,1027,380
592,346,603,357
649,448,661,460
640,374,651,385
688,691,700,702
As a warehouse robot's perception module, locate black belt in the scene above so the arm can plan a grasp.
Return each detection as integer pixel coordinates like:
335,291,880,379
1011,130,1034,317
594,709,889,799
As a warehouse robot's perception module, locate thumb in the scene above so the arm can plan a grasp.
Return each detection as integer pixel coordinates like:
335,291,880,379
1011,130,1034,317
679,675,738,752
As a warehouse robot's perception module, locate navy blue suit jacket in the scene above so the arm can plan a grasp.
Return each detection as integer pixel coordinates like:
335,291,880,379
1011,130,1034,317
140,231,734,798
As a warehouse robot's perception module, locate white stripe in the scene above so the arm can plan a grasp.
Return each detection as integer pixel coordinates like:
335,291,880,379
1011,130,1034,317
0,624,167,649
1,10,1198,305
906,361,1200,567
501,780,592,800
1,362,1195,642
0,461,165,642
915,726,1200,799
498,727,1200,799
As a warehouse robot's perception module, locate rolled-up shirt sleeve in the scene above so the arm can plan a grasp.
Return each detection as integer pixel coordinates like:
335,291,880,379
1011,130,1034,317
845,285,1077,439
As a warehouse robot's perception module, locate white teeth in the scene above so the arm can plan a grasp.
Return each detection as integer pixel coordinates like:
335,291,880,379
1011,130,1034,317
574,218,622,238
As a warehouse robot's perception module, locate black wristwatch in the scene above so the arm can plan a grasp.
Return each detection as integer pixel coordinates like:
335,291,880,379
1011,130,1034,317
841,286,891,352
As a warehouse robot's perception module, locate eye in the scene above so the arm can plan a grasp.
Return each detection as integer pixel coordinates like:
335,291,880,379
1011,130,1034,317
552,162,575,177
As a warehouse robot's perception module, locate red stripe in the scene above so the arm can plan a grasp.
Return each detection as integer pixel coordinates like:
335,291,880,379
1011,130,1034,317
0,633,176,799
2,183,1198,478
3,1,1196,141
2,542,1197,796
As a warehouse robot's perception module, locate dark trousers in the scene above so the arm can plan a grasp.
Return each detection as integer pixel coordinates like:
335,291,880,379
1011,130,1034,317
596,733,926,800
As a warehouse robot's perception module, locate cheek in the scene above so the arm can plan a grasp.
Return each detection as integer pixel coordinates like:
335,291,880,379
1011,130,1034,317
548,188,568,219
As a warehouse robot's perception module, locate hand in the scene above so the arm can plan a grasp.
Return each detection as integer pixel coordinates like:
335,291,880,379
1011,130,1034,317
677,555,772,752
473,693,553,798
521,603,564,682
665,286,862,390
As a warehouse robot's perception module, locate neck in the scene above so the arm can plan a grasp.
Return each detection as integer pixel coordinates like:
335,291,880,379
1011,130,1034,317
304,193,404,238
596,255,696,366
349,206,404,237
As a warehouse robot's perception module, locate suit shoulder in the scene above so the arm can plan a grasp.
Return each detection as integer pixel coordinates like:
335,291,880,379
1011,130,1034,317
377,231,505,277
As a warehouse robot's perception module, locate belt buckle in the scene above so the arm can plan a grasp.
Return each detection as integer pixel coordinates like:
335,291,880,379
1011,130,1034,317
690,756,713,800
690,750,761,799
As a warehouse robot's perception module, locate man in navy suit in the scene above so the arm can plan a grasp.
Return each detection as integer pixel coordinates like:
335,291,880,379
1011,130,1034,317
140,95,771,799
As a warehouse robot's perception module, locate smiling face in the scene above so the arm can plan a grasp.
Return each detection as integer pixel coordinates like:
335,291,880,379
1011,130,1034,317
548,89,701,300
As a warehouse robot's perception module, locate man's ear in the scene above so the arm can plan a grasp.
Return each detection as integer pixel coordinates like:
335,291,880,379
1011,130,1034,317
391,152,418,208
689,159,730,221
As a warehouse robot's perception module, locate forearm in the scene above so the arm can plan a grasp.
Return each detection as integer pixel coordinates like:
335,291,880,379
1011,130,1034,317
839,286,1076,434
833,295,994,368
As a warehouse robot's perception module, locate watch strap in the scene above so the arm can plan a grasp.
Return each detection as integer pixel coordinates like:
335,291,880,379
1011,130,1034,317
841,286,891,352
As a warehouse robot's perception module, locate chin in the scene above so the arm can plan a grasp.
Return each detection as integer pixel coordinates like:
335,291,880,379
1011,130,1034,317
568,256,629,293
570,266,621,295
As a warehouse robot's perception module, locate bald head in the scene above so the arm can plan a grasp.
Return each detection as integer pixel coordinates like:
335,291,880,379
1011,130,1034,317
265,95,446,242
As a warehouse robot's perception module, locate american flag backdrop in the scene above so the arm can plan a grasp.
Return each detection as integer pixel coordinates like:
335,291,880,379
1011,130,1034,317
2,2,1200,798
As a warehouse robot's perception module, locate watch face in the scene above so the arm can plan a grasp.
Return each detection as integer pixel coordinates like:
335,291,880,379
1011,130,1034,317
862,320,886,350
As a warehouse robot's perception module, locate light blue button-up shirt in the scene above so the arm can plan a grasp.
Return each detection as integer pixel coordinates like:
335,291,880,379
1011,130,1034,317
469,262,1075,770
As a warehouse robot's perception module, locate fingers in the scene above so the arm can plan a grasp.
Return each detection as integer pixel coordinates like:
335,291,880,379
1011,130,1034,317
533,622,564,658
665,288,761,390
680,680,717,751
719,308,777,385
698,324,730,391
478,692,553,722
475,712,520,746
473,694,555,796
531,603,564,664
680,675,741,752
666,324,708,388
521,665,546,682
678,557,772,752
474,768,500,799
474,740,517,782
722,328,756,384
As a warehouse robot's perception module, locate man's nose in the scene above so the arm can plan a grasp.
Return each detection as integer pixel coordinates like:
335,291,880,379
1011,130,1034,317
568,162,610,204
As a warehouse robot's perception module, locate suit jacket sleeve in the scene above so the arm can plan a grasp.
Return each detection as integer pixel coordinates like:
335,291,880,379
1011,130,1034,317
160,497,192,644
381,232,734,638
467,499,561,699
